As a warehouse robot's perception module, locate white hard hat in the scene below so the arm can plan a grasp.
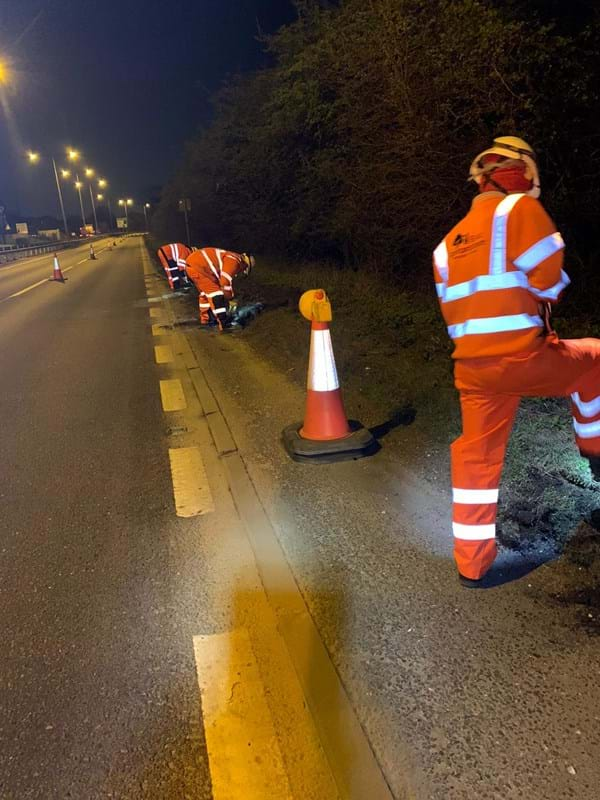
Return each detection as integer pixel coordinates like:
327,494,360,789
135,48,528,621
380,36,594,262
469,136,540,198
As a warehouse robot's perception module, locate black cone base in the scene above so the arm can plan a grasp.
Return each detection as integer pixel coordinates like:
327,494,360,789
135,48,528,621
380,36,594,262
282,420,378,464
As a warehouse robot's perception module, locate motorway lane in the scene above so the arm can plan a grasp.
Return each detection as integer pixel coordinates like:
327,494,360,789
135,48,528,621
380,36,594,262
0,239,112,301
0,238,214,799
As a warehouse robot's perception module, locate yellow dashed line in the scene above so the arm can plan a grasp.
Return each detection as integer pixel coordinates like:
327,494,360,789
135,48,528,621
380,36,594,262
168,446,215,517
154,344,174,364
160,378,186,411
193,628,293,799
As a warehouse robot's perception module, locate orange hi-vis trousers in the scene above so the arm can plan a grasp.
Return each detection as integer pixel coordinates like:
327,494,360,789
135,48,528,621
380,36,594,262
452,335,600,580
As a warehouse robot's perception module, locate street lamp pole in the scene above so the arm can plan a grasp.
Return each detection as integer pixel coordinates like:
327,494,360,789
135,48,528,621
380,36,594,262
143,203,149,230
88,184,99,233
75,175,86,231
107,197,113,231
51,158,69,237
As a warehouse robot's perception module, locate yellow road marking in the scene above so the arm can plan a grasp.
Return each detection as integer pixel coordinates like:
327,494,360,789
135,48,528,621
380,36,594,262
160,378,186,411
154,344,174,364
151,323,164,336
149,307,162,319
193,628,293,799
168,446,215,517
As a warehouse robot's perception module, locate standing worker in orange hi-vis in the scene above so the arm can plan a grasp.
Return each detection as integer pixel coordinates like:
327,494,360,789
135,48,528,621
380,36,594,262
434,135,600,588
157,242,192,291
184,247,254,330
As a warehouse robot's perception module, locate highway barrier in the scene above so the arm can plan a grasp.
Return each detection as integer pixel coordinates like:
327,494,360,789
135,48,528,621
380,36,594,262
0,235,111,267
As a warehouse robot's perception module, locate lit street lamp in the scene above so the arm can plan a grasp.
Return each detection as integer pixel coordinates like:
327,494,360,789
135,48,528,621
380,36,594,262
74,179,86,232
118,198,133,231
84,168,99,234
26,150,70,237
98,179,113,230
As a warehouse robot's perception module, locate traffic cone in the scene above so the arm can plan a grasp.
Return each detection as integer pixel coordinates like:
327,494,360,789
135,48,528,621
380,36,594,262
89,244,97,260
49,253,66,283
282,290,376,463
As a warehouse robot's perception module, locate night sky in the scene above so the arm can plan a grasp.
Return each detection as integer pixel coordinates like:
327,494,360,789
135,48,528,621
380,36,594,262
0,0,296,218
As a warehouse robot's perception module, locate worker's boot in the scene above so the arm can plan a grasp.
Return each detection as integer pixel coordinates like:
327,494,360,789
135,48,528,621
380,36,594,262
458,573,484,589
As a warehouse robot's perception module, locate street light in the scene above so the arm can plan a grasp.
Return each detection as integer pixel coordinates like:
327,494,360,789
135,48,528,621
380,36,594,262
97,179,113,230
118,198,133,231
67,149,80,162
83,168,99,233
74,179,86,231
26,150,70,236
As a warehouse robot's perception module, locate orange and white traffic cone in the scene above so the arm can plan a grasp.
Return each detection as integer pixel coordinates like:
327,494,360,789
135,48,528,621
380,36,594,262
89,243,97,260
49,253,66,282
282,289,376,463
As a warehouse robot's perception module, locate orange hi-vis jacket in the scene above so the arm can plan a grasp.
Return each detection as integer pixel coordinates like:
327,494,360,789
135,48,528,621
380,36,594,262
184,247,245,297
159,243,191,271
433,192,569,359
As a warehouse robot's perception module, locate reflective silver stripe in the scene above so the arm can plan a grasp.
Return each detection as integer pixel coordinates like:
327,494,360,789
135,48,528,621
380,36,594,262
573,419,600,438
443,272,528,303
214,307,227,315
489,193,525,275
448,313,543,339
207,291,224,298
307,329,339,391
514,232,564,273
199,303,211,309
216,249,224,271
453,488,499,504
572,392,600,419
435,283,445,299
452,522,496,541
529,270,570,300
172,243,179,263
433,240,449,283
221,271,233,281
200,250,221,280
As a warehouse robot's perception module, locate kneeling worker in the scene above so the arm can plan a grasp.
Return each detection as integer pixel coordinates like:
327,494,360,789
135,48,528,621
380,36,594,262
157,242,192,291
434,135,600,587
184,247,254,330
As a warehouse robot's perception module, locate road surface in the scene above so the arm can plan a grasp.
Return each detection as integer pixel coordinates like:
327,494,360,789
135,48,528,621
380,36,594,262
1,237,599,799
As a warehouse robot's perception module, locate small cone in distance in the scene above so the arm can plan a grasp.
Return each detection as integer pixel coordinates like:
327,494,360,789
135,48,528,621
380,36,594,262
89,244,97,260
50,253,65,282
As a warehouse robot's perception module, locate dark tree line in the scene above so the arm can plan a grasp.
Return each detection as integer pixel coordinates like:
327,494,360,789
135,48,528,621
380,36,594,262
153,0,600,291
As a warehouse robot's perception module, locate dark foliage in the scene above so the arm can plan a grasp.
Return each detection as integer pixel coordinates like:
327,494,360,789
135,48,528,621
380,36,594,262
153,0,600,297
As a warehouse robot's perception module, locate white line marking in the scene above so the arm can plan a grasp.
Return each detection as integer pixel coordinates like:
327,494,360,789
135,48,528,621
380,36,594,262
169,446,215,517
160,378,186,411
193,628,292,798
154,344,174,364
3,244,111,301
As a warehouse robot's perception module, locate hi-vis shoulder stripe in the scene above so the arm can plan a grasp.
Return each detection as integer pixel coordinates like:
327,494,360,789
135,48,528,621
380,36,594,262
453,522,496,541
572,392,600,419
514,232,565,273
448,313,543,339
433,240,449,283
489,193,524,275
307,329,339,392
453,488,499,504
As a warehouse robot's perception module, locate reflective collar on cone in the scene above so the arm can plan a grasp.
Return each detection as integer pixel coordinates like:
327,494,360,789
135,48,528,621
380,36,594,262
307,324,339,392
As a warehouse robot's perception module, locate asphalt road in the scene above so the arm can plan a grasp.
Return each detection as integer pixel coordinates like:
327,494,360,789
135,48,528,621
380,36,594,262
2,237,599,800
0,239,214,799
